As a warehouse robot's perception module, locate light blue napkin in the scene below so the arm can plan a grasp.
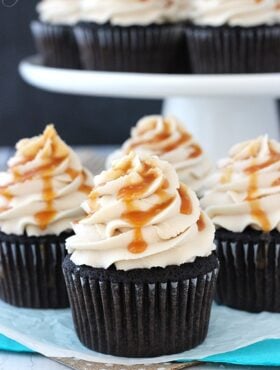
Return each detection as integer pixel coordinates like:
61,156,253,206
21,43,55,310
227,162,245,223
1,334,280,366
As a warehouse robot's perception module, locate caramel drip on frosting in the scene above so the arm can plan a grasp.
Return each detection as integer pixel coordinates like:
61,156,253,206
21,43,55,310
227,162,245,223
178,184,192,215
188,144,203,159
34,177,57,230
117,160,192,254
197,213,206,231
245,150,275,231
127,119,192,155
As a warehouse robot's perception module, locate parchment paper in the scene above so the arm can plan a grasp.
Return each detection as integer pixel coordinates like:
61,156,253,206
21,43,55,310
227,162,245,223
0,301,279,365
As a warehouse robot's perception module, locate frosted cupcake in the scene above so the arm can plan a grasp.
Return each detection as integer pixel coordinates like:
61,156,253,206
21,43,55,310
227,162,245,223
185,0,280,73
201,135,280,312
31,0,81,68
74,0,191,72
0,125,93,308
107,115,212,194
63,152,218,357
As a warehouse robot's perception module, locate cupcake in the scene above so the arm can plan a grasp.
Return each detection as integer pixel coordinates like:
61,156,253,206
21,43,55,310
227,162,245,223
74,0,191,73
201,135,280,312
31,0,81,69
0,125,93,308
63,152,218,357
107,115,212,195
185,0,280,73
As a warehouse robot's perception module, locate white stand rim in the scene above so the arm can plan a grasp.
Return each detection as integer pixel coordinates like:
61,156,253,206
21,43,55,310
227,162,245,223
19,55,280,99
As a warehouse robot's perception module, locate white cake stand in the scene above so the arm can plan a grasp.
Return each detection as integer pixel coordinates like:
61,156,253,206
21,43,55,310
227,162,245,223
19,55,280,160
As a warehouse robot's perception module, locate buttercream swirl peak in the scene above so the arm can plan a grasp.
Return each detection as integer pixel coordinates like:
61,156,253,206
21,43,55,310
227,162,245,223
201,135,280,232
107,115,212,192
67,152,215,270
0,124,93,236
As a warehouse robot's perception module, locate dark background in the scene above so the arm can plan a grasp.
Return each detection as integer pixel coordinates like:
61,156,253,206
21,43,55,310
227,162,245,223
0,0,162,146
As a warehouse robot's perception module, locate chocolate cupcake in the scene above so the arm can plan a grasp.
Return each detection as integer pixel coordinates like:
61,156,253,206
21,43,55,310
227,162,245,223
0,125,93,308
185,0,280,73
63,152,218,357
201,135,280,312
74,0,191,73
31,0,81,69
107,115,212,195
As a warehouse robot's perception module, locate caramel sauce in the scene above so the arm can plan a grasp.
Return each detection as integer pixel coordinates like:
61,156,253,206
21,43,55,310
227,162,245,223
246,164,271,232
122,196,174,254
12,157,65,182
163,131,192,153
66,168,79,180
118,163,157,200
272,178,280,187
78,171,92,195
0,189,13,202
188,144,203,159
178,185,192,215
233,142,280,233
197,213,206,231
118,160,182,254
220,167,233,184
34,177,57,230
128,121,172,151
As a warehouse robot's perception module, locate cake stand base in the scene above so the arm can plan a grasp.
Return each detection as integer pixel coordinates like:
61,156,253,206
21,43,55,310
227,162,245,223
163,97,279,160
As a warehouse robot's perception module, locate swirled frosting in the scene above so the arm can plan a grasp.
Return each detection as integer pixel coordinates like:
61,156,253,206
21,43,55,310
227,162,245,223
190,0,280,27
67,152,215,270
107,116,212,193
80,0,191,26
201,135,280,232
0,125,93,236
37,0,80,25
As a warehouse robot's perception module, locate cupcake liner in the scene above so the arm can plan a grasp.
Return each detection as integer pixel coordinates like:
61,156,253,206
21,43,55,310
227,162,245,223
31,20,81,69
63,253,218,357
215,228,280,312
0,231,71,308
74,22,184,73
184,25,280,74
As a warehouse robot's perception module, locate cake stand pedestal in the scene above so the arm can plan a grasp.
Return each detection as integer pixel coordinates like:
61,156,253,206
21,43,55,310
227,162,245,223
19,56,280,159
163,97,279,159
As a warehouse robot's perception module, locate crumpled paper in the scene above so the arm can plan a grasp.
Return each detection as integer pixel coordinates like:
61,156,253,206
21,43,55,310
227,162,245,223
0,301,279,365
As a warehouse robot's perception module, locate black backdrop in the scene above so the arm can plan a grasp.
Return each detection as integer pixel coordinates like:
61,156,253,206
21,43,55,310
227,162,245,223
0,0,161,146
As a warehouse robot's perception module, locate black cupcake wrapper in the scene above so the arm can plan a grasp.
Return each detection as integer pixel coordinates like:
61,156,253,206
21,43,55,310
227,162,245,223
63,254,218,357
215,228,280,313
0,231,70,308
74,22,186,73
31,20,81,69
185,25,280,74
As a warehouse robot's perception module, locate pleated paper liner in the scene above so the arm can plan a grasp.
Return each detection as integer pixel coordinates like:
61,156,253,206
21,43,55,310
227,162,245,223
63,253,219,358
74,22,186,73
0,231,71,308
30,20,81,69
184,24,280,74
215,228,280,313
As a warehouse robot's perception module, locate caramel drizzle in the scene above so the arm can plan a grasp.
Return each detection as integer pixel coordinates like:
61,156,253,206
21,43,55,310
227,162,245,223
188,143,203,159
197,213,206,232
116,161,193,254
127,120,192,155
244,143,280,232
0,156,91,230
